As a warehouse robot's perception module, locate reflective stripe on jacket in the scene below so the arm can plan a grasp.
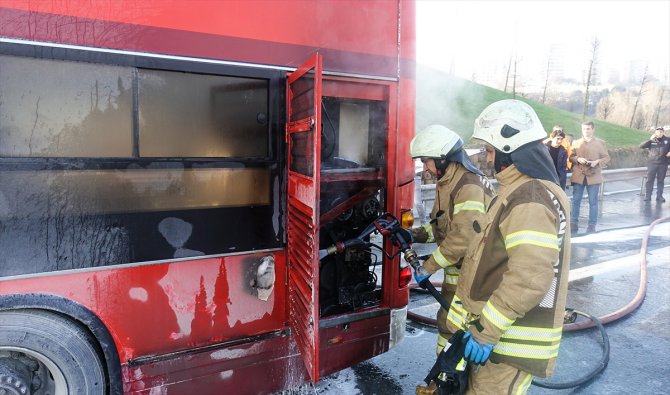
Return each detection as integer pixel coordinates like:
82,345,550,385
446,165,571,378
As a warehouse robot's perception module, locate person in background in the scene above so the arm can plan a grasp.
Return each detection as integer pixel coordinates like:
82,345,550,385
639,127,670,202
445,100,570,394
545,129,569,189
563,132,574,169
544,126,572,172
569,121,610,234
409,125,495,394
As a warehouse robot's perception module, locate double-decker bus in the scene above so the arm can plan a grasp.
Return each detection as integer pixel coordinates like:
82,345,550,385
0,1,416,393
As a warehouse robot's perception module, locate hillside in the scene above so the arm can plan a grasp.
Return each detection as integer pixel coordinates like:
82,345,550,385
416,65,650,148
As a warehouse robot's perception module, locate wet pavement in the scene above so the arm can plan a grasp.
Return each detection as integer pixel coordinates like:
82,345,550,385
286,180,670,395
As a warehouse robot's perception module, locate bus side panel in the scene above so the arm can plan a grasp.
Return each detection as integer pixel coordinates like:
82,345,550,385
318,315,390,377
123,333,308,395
0,3,399,77
0,251,287,363
397,0,417,185
387,0,416,309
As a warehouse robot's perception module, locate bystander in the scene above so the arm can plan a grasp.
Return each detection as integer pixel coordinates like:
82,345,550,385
639,127,670,202
570,121,610,233
545,129,569,189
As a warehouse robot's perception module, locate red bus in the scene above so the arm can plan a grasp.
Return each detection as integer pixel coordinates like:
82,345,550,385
0,1,416,393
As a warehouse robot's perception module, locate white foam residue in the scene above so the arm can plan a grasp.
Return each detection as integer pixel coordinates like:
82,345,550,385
570,223,669,244
569,246,670,281
210,343,260,361
128,287,148,302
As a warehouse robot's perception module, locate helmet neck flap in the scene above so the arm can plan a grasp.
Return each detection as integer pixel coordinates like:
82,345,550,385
443,146,485,177
505,141,559,184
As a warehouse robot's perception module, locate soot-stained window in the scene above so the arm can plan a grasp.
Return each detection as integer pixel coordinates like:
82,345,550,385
0,51,279,277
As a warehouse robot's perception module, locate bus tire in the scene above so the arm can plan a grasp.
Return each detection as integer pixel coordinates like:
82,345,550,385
0,309,106,395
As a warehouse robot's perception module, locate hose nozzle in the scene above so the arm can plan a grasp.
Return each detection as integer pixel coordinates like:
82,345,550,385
403,248,420,270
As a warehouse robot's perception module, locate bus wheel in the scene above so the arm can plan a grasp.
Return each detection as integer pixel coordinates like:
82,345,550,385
0,309,105,395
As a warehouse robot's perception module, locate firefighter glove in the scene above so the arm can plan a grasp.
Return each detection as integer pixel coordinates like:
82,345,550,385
413,265,431,285
463,330,493,365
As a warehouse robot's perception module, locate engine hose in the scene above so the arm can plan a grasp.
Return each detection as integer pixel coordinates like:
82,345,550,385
407,280,443,327
407,216,670,388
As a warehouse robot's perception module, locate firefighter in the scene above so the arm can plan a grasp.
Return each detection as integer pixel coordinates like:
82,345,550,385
444,100,571,394
409,125,495,392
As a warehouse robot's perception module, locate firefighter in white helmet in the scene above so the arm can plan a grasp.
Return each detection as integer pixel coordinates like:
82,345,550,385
444,100,570,394
409,125,495,394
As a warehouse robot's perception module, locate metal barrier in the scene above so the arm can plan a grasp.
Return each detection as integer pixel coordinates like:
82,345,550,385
414,167,658,224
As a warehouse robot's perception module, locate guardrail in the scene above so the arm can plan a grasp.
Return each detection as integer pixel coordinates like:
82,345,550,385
414,167,660,224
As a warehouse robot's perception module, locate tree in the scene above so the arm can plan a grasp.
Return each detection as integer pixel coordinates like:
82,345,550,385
597,94,615,120
542,55,551,104
653,79,666,127
582,37,600,121
504,55,512,93
629,64,648,128
512,54,518,99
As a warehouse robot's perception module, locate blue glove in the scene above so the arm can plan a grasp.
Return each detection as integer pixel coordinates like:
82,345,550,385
413,265,431,284
463,331,493,365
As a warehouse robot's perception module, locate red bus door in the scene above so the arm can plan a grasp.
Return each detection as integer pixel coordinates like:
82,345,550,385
286,53,323,382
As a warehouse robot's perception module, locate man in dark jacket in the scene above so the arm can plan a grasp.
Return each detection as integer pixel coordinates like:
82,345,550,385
545,129,569,189
640,127,670,202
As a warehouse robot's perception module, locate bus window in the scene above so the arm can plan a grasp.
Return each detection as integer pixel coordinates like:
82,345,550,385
0,54,133,157
138,69,269,158
0,53,280,277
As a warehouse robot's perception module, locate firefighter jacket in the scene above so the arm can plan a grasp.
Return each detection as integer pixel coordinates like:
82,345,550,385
569,137,610,185
445,165,571,378
639,135,670,164
411,162,495,289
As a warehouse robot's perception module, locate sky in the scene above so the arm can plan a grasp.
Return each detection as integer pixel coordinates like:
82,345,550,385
417,0,670,87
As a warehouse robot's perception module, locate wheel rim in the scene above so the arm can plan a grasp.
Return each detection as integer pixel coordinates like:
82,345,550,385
0,347,67,395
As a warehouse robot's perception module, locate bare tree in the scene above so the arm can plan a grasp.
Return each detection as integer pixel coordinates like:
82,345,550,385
542,55,551,104
597,95,615,120
512,54,518,99
504,55,512,93
653,79,666,126
629,64,648,128
582,37,600,121
633,109,647,130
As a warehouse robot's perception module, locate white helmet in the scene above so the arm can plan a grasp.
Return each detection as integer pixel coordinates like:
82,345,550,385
473,100,546,153
410,125,463,159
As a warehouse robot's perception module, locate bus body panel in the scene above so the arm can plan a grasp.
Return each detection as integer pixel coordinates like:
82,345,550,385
0,1,400,78
0,251,288,363
122,331,308,394
0,0,415,392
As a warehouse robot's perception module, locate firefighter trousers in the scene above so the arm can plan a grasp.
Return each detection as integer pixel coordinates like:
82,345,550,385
435,284,456,355
466,361,533,395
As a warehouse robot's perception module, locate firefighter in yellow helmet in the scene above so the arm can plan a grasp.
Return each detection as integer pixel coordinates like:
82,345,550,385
445,100,571,394
409,125,495,393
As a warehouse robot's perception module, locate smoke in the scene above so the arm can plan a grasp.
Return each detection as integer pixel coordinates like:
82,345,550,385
416,63,491,144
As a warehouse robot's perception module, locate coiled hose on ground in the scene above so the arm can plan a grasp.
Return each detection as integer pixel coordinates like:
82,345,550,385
407,215,670,389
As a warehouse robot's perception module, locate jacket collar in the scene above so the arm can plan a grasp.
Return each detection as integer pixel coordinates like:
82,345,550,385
494,164,529,190
437,162,462,186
